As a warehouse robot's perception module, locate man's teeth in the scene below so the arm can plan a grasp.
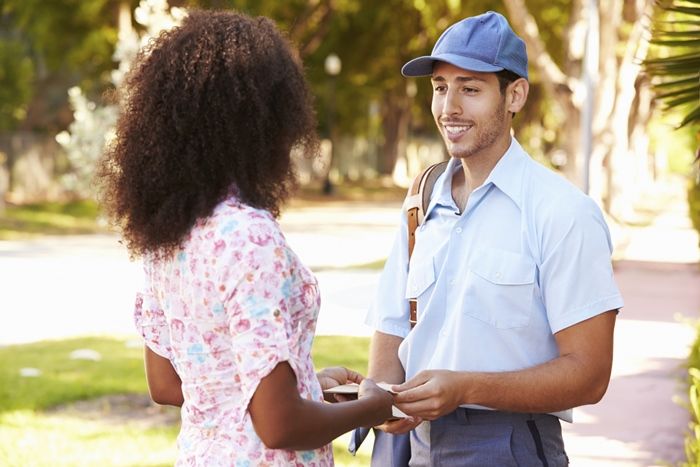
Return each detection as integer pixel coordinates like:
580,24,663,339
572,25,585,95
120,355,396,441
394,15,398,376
445,125,470,134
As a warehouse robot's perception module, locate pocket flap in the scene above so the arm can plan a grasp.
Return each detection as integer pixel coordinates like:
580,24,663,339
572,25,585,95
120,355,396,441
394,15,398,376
470,248,535,285
404,258,436,299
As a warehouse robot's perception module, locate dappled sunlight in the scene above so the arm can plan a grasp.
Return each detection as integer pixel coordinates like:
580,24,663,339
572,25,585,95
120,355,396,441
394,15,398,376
560,435,652,467
0,407,178,466
611,175,700,264
612,318,695,378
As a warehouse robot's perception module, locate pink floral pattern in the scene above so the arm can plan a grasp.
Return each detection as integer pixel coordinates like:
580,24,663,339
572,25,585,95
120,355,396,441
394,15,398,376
134,194,333,466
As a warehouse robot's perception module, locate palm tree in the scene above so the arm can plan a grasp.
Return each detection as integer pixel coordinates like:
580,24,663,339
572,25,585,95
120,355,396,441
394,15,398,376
645,5,700,464
644,0,700,129
645,0,700,247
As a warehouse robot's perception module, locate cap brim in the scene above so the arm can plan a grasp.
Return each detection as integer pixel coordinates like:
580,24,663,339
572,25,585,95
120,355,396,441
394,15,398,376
401,53,504,77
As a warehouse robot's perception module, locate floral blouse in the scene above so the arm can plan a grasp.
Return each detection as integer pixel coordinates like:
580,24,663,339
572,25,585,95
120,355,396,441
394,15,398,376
134,194,333,466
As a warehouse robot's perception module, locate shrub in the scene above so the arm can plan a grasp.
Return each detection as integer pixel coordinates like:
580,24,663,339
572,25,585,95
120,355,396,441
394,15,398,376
689,174,700,247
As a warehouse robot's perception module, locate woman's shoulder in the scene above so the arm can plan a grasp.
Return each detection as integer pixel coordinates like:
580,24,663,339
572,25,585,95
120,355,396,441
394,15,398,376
188,195,284,252
207,195,278,230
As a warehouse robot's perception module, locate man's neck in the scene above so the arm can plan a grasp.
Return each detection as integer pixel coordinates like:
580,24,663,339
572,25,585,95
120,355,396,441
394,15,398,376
459,135,512,190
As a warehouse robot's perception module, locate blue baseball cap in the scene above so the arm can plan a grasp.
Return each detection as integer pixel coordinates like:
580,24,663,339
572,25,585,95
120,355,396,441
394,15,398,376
401,11,528,80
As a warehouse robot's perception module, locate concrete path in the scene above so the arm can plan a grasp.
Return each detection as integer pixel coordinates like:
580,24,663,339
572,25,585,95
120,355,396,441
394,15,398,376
1,177,699,466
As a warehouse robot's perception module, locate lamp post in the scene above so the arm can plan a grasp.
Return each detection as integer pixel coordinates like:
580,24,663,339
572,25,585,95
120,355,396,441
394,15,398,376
323,53,341,195
581,0,598,195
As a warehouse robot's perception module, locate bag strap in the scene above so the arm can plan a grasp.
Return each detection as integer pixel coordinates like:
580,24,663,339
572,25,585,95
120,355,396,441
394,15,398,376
404,160,449,328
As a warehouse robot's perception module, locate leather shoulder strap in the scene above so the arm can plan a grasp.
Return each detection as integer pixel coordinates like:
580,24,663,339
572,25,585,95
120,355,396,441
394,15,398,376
404,160,448,328
405,160,448,257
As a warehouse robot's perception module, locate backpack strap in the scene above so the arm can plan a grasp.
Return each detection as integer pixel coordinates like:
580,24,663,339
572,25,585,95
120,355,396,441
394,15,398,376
404,160,449,328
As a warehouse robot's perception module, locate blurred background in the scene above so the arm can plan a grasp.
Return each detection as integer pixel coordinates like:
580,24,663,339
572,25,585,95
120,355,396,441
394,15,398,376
0,0,697,211
1,0,699,466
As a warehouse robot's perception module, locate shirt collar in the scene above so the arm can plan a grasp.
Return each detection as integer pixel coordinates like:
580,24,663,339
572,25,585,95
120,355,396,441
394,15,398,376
425,138,528,216
482,137,526,207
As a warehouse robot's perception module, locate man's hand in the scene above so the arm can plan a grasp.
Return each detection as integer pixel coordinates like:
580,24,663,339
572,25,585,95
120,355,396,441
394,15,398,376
374,415,422,434
317,366,364,402
391,370,464,420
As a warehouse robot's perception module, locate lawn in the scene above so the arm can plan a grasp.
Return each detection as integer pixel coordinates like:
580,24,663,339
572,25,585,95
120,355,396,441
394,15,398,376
0,335,372,466
0,200,108,239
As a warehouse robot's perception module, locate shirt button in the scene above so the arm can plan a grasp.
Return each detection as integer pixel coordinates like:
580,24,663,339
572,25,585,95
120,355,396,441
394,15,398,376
494,272,502,280
449,279,456,285
455,227,462,234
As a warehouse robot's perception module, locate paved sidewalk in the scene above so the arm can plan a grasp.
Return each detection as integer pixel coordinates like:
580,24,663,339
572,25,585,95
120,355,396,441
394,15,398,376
562,260,699,466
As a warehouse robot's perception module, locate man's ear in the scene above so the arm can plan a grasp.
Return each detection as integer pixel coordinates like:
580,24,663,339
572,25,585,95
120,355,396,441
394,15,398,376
506,78,529,114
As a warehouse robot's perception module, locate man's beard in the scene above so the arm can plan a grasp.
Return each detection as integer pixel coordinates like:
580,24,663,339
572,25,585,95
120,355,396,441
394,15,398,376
445,98,507,159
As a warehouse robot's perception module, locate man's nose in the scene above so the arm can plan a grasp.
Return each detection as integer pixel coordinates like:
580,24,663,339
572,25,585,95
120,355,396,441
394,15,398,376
442,89,461,116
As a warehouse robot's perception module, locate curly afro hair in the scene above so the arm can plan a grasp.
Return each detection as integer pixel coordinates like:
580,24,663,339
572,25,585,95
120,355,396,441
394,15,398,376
98,9,318,258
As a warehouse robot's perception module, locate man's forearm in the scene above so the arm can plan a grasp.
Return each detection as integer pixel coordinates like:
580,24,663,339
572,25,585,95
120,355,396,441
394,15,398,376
394,311,616,418
462,352,610,414
368,331,405,383
466,310,615,413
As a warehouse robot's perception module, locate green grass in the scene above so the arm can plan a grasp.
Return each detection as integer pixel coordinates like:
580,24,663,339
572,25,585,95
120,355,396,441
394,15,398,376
0,200,107,239
0,411,180,467
0,335,372,466
0,337,146,413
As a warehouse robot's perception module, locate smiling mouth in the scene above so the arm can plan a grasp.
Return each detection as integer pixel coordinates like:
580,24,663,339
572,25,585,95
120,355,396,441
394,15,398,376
444,124,472,135
442,123,473,140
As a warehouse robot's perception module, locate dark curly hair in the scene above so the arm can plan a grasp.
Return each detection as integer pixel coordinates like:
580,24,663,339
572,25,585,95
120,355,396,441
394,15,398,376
98,9,318,258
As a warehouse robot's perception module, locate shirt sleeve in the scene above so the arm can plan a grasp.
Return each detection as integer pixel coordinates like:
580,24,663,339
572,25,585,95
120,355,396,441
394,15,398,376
133,265,172,359
538,196,624,333
221,216,299,406
364,211,412,337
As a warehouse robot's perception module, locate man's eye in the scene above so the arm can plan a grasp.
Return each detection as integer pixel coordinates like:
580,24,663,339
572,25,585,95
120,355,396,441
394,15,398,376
463,87,478,93
434,85,446,92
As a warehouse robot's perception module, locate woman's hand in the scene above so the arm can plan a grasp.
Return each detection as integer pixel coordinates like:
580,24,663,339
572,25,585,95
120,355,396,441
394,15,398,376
317,366,364,402
357,379,395,427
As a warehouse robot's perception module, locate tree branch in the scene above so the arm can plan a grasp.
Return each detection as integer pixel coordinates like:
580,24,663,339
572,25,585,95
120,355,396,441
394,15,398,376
501,0,576,100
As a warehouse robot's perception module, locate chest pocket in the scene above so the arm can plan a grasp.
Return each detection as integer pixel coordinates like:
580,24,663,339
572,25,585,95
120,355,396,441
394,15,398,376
404,257,436,301
465,248,536,329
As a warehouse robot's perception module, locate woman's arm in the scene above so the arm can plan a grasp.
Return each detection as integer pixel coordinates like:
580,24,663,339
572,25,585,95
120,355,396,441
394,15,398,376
249,361,393,450
143,346,184,407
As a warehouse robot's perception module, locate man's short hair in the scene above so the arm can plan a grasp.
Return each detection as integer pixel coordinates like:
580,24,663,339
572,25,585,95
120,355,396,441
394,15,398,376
495,69,522,94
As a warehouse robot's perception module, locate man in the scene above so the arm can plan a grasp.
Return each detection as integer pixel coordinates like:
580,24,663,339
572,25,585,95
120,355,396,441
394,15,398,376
364,10,623,466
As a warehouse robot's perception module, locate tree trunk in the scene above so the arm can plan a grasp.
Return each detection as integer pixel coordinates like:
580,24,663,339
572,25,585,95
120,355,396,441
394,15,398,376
595,0,653,216
378,93,410,176
503,0,656,217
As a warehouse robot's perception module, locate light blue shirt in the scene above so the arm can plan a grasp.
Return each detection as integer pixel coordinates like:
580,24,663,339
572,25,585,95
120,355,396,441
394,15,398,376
365,138,624,422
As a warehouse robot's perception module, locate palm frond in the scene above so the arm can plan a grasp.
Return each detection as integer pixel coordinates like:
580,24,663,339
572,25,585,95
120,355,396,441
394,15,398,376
678,105,700,128
652,76,700,88
650,38,700,46
644,0,700,127
665,5,700,16
654,85,699,100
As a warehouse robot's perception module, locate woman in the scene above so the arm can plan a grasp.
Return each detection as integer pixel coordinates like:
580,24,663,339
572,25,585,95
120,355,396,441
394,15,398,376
98,9,392,466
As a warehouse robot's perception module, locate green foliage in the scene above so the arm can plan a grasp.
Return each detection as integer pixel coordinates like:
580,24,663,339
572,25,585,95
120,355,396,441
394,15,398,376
0,38,33,131
688,175,700,242
684,326,700,466
1,0,125,80
644,0,700,128
0,0,134,133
